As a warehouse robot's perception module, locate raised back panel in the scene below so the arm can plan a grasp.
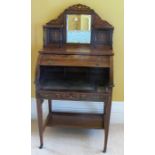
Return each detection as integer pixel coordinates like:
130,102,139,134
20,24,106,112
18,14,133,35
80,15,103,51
43,4,114,48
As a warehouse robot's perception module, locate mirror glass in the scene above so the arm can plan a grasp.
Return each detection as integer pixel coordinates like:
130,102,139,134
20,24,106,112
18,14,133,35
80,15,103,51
66,14,91,44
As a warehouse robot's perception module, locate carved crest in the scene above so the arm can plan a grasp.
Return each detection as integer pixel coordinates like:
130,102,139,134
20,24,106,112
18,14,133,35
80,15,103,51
65,4,93,12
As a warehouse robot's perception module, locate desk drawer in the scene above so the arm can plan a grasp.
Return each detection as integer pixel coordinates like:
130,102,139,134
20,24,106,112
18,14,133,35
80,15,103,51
37,90,109,101
40,55,110,67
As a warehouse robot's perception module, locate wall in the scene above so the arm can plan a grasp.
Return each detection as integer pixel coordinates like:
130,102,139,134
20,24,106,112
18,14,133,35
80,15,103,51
31,0,124,101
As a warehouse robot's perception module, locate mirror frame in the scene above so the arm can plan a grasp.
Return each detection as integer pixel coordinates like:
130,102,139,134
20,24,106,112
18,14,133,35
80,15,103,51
66,14,92,44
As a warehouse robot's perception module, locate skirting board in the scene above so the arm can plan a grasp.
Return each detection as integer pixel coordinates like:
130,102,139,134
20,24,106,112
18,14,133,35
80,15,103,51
31,98,124,124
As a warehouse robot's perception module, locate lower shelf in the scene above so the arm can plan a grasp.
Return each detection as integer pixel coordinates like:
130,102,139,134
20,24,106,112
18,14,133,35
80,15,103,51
46,112,104,129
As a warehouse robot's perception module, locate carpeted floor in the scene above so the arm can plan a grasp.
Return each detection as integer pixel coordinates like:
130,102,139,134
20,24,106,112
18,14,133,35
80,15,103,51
31,121,123,155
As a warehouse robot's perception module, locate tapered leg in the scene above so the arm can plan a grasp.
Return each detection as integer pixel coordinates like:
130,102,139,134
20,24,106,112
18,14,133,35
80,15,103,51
48,99,52,113
36,98,44,149
103,91,112,153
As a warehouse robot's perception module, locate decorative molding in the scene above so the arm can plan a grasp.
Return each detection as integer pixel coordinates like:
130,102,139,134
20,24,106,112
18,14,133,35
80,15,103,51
31,98,124,124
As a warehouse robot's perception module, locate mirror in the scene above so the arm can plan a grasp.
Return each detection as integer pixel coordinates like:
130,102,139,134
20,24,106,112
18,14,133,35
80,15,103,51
66,14,91,44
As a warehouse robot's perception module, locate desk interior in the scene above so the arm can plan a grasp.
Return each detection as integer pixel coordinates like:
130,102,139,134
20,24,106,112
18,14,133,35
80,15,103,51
39,66,110,91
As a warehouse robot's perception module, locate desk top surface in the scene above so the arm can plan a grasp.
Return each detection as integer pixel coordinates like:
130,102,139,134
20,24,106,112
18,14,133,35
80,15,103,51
40,44,113,56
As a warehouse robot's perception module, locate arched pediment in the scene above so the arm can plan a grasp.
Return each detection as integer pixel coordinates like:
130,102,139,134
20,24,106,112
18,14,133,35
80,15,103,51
46,4,113,29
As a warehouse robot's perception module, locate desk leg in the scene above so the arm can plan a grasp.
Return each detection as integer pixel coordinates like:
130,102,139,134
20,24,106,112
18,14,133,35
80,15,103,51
103,93,112,153
36,98,44,149
48,99,52,113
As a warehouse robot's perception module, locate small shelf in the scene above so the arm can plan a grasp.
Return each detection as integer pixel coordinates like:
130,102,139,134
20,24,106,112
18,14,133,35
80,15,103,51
46,112,104,129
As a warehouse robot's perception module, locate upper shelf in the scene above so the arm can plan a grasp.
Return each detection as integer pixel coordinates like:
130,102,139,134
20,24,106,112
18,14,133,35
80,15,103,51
40,44,113,56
